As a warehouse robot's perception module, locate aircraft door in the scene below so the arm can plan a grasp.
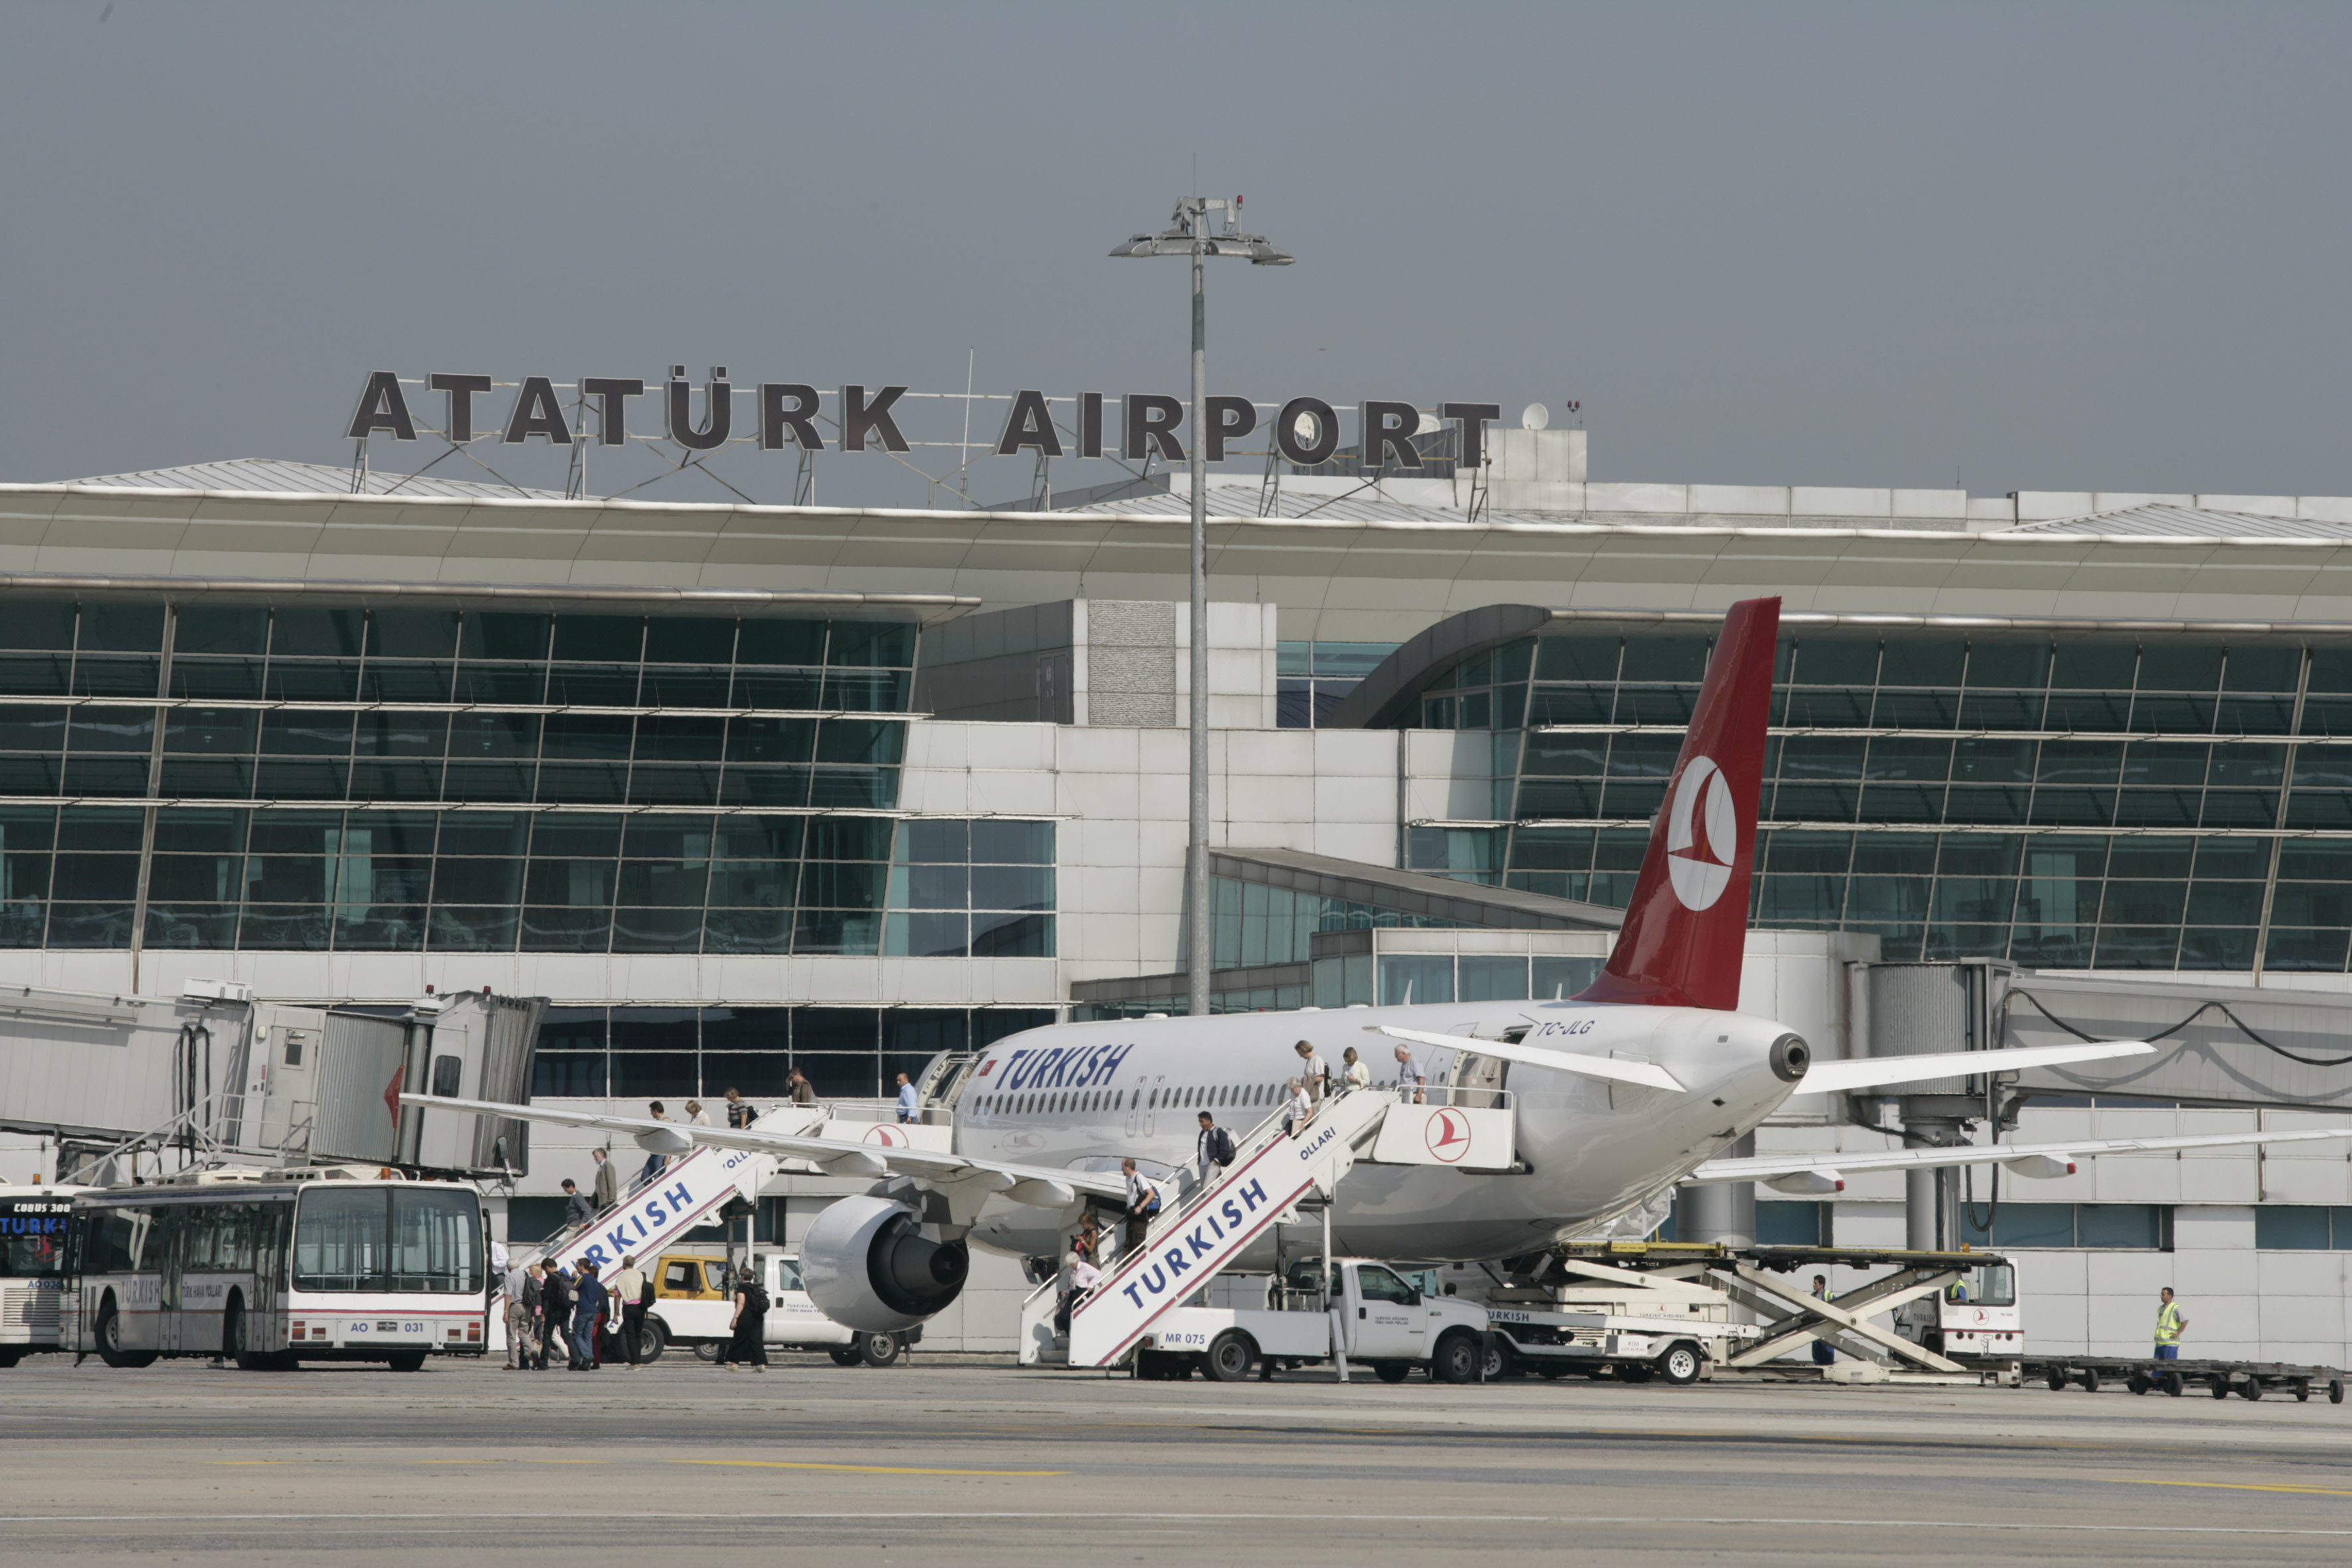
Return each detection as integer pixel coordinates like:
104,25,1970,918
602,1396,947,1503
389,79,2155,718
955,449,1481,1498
1452,1050,1508,1111
1123,1083,1138,1138
1348,1264,1429,1362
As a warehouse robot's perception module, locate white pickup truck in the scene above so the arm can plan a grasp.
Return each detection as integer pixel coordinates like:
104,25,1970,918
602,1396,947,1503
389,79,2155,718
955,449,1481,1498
645,1250,904,1367
1135,1259,1492,1384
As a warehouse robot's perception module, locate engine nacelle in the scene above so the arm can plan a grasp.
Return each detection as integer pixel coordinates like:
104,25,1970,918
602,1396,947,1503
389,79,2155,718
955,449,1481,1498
800,1194,970,1332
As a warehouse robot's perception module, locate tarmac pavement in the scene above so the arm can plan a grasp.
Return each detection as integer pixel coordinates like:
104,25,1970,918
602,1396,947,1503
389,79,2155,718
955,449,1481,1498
8,1352,2352,1565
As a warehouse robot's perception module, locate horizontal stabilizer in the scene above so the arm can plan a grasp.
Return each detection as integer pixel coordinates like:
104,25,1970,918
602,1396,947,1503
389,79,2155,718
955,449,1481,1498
1686,1125,2352,1185
1792,1040,2154,1095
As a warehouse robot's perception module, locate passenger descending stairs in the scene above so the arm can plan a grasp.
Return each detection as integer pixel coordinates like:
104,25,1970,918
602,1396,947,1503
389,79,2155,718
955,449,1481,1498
1063,1088,1397,1370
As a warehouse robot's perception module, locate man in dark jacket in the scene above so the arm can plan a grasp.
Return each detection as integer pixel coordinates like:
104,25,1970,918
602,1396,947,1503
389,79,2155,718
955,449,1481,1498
1195,1111,1235,1187
560,1180,593,1230
537,1263,572,1371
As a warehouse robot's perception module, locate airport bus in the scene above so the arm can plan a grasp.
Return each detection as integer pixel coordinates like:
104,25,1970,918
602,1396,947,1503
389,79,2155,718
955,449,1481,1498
68,1173,490,1370
2,1184,89,1366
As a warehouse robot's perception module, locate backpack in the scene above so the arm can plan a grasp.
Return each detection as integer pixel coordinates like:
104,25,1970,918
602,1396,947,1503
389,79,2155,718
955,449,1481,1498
742,1281,770,1316
1213,1127,1236,1168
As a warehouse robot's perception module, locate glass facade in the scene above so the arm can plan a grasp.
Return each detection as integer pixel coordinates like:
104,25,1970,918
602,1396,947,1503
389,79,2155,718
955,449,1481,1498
1210,872,1473,971
1396,623,2352,972
530,1005,1056,1101
1277,641,1398,728
0,596,1064,958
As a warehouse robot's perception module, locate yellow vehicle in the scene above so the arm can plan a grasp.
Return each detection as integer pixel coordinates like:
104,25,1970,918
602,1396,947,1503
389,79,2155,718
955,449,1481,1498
644,1249,902,1366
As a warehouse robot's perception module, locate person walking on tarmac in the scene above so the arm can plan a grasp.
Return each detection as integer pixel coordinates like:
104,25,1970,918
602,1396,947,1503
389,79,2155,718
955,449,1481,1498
590,1147,618,1212
1195,1111,1235,1188
722,1259,769,1372
2154,1287,2189,1360
536,1262,569,1370
570,1261,607,1371
610,1253,649,1368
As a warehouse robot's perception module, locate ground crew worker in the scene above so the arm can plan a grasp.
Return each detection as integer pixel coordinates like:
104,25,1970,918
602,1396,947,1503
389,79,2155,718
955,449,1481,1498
2154,1287,2188,1360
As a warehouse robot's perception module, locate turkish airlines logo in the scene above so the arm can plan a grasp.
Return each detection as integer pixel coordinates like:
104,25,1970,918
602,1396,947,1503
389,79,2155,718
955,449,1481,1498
1665,755,1738,911
1425,1108,1472,1163
864,1125,911,1147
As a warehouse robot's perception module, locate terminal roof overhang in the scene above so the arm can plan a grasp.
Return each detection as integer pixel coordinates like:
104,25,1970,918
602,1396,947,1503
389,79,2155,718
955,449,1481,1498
1332,603,2352,730
21,479,2352,635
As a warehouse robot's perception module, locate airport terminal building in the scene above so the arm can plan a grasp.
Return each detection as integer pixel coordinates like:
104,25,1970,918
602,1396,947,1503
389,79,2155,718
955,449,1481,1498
5,432,2352,1356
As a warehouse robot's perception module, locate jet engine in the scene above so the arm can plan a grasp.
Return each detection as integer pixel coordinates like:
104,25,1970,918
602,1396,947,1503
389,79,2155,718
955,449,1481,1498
799,1194,971,1332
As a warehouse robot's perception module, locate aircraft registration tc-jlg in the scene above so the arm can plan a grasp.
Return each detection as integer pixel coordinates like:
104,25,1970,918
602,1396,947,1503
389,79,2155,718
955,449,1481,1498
412,597,2352,1336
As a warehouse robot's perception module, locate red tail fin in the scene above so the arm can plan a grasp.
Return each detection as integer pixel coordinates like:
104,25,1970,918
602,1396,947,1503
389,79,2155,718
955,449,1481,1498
1575,596,1780,1011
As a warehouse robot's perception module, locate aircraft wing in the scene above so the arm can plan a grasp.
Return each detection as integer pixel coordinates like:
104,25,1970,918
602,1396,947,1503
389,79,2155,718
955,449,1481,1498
397,1093,1127,1207
1685,1127,2352,1191
1368,1024,1686,1092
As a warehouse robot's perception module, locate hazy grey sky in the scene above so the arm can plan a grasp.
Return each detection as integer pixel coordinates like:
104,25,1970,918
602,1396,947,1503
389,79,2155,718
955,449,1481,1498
5,1,2347,509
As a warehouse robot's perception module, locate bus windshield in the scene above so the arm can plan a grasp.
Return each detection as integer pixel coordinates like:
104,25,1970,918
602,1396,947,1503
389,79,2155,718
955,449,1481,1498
1,1197,73,1277
293,1188,482,1294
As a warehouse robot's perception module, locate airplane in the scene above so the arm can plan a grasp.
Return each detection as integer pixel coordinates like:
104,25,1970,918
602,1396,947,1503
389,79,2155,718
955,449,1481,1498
409,595,2352,1335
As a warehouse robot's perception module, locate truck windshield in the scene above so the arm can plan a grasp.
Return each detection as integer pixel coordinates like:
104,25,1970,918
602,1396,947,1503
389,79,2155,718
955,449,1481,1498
773,1259,804,1292
294,1188,481,1294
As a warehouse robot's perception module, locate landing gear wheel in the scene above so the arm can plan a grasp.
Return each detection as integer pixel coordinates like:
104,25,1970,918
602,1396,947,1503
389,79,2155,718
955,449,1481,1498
2079,1368,2100,1393
2162,1371,2185,1397
386,1351,426,1372
2046,1367,2068,1391
828,1344,862,1366
2240,1377,2263,1401
2127,1370,2151,1395
1656,1342,1703,1387
1202,1331,1257,1383
1373,1362,1411,1384
1432,1332,1482,1386
857,1332,902,1368
95,1298,155,1369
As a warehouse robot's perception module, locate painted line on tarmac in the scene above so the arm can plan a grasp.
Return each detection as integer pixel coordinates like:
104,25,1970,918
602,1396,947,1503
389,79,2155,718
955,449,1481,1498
2117,1479,2352,1500
7,1514,2352,1537
674,1460,1071,1477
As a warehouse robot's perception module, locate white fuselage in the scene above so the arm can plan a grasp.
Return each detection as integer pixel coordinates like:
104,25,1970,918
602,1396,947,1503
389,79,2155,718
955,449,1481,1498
949,998,1802,1263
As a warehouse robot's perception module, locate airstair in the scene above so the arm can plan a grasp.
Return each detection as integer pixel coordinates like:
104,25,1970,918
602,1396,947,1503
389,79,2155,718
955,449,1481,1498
1063,1088,1397,1370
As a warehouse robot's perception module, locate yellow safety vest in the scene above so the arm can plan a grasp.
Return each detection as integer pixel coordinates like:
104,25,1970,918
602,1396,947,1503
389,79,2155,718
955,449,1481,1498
2155,1302,2185,1344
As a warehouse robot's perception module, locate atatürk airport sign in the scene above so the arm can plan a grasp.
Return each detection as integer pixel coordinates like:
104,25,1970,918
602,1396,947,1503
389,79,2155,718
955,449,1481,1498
348,370,1504,471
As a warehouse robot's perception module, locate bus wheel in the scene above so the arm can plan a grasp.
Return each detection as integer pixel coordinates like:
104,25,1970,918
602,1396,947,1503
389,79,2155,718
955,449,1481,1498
386,1352,427,1372
221,1296,245,1360
858,1332,902,1368
95,1296,155,1370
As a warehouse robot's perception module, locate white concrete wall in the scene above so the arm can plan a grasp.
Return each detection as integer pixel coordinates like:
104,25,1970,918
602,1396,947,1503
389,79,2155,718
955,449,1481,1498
1772,1104,2352,1364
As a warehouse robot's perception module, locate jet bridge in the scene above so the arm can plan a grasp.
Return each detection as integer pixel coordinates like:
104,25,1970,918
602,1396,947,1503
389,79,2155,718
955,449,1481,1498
0,980,543,1181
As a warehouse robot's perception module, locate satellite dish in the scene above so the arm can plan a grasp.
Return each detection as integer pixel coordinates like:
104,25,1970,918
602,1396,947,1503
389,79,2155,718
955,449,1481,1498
1520,402,1550,431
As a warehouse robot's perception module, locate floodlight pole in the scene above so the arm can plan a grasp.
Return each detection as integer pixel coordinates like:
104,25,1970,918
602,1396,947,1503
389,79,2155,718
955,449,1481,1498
1186,211,1212,1018
1111,197,1290,1017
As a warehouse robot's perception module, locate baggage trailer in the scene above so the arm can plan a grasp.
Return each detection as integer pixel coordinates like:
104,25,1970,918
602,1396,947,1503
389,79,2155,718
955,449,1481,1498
2025,1355,2349,1404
